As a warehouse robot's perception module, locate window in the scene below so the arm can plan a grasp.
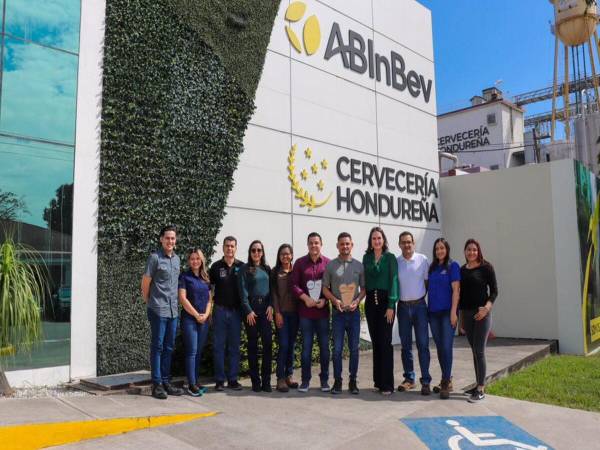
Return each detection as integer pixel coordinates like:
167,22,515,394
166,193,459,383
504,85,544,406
487,113,496,125
0,38,78,144
0,0,80,371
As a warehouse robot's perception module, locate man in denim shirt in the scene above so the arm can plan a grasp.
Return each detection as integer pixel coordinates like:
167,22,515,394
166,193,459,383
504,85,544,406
141,225,184,400
323,232,365,395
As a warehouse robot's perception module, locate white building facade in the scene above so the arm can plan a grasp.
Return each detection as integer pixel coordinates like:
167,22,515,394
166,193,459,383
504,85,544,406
7,0,441,386
438,88,525,172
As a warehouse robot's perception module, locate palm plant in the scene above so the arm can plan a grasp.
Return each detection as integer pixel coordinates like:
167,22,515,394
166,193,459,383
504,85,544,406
0,233,47,395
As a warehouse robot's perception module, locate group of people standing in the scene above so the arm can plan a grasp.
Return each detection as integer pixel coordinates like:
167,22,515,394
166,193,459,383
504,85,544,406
141,225,498,403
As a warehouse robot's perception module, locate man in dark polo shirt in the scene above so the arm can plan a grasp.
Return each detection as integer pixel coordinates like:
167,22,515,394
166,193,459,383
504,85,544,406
209,236,244,391
291,232,331,393
141,225,184,400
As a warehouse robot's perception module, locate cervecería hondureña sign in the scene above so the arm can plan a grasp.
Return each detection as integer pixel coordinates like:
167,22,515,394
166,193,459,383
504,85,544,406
336,157,439,223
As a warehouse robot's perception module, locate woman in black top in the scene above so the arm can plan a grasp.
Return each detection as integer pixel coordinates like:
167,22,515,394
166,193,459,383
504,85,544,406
459,238,497,403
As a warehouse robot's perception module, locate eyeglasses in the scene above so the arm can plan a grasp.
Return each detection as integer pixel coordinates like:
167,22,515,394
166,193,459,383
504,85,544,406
251,248,263,253
400,241,413,245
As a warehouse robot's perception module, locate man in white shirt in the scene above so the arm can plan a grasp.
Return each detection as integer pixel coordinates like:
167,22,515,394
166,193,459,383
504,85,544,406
396,231,432,395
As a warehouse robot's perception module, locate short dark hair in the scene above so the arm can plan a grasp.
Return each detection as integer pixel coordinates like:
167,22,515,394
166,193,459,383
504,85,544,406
160,225,177,237
223,236,237,245
399,231,414,243
337,232,352,241
307,232,322,243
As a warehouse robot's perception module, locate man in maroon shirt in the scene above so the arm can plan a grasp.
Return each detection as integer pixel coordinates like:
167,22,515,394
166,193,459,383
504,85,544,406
291,232,331,393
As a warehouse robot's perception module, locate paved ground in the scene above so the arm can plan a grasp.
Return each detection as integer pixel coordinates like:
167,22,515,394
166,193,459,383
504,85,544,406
1,338,598,449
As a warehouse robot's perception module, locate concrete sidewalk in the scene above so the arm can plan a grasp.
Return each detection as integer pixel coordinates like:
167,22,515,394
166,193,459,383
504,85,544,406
2,337,597,449
1,381,598,449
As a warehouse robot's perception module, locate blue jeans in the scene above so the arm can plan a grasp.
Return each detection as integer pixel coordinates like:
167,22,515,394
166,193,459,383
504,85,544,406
212,305,241,383
276,312,299,379
332,310,360,381
147,308,178,385
397,300,431,384
299,316,330,383
428,310,454,381
181,317,209,386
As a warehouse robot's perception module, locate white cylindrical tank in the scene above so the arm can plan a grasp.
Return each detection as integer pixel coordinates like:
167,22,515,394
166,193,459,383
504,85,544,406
551,0,598,46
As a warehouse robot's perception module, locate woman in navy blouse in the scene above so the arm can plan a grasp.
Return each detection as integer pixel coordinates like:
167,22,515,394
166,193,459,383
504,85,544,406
178,247,212,396
427,238,460,400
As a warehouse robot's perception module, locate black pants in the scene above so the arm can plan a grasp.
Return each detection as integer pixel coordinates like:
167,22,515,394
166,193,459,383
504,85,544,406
365,290,394,391
245,312,273,386
462,309,492,387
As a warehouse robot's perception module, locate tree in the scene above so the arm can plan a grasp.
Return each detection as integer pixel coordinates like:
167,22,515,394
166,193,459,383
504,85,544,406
0,190,28,221
43,184,73,235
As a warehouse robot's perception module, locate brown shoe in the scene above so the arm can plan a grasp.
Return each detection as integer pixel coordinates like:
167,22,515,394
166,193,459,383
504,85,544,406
439,379,450,400
433,378,453,394
397,379,415,392
276,378,289,393
421,384,431,396
285,376,299,389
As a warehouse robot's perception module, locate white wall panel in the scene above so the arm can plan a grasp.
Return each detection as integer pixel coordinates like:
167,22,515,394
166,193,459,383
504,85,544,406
372,0,434,61
377,93,438,171
318,0,373,28
268,0,292,56
228,124,292,213
250,50,291,133
291,60,377,153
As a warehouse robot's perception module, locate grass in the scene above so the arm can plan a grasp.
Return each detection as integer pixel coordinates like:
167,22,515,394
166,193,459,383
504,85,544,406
487,353,600,413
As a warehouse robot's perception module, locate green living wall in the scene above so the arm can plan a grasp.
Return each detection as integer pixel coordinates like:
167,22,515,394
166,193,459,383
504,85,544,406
97,0,281,375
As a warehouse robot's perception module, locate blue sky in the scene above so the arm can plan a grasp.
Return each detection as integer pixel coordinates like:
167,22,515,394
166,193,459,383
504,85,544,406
418,0,556,116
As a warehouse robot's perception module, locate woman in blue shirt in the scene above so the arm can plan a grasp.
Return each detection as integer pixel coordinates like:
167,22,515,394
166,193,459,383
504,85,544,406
178,248,212,396
239,240,273,392
427,238,460,400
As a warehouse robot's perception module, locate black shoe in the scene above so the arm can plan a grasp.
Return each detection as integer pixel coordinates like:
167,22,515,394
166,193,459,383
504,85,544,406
463,386,477,396
228,380,243,391
468,390,485,403
252,382,262,393
349,379,359,395
215,381,225,392
187,384,203,397
152,384,167,400
261,382,272,393
163,383,184,396
331,379,342,394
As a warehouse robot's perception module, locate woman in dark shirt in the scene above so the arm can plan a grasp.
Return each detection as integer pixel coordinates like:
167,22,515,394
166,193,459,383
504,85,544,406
239,240,273,392
178,248,212,396
271,244,299,393
362,226,399,395
459,238,498,403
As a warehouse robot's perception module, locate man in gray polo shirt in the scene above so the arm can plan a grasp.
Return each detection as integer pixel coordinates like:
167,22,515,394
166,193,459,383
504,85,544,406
323,232,366,395
141,225,184,400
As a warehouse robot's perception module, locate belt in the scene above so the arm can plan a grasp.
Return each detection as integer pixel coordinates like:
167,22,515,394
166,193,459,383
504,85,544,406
250,296,265,305
399,297,425,306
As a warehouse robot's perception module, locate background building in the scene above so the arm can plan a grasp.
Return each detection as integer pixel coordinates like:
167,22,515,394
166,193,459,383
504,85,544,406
438,87,526,172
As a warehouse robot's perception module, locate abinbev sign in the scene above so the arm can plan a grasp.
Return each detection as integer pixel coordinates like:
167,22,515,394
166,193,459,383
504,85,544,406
285,1,434,104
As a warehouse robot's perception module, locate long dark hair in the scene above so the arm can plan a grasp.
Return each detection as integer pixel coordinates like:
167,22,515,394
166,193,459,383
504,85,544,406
429,238,451,274
274,243,294,274
366,226,389,254
247,240,269,274
464,238,485,265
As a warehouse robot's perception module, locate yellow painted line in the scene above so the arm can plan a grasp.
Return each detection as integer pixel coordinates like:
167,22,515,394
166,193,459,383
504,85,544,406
0,412,217,450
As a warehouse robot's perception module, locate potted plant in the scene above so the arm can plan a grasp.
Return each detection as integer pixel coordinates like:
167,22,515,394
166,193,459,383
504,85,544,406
0,232,48,396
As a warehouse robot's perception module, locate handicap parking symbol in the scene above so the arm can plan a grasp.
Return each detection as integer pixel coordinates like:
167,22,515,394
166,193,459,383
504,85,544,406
402,416,553,450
